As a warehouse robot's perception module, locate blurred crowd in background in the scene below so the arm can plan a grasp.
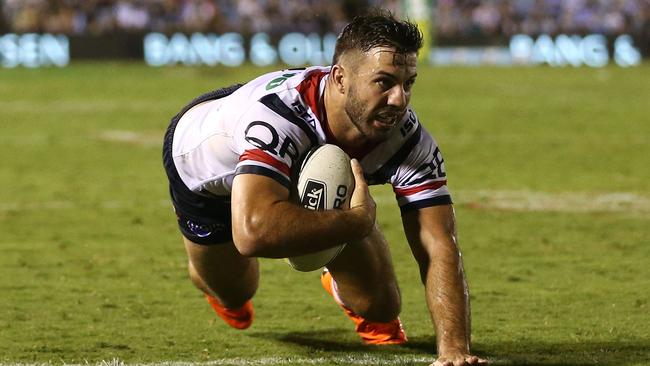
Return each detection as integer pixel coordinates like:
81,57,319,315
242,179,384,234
1,0,363,37
1,0,649,39
436,0,648,40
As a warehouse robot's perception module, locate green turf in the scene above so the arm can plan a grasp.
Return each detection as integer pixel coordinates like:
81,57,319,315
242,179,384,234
1,62,649,365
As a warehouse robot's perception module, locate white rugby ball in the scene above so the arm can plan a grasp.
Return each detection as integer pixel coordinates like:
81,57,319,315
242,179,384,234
286,144,354,272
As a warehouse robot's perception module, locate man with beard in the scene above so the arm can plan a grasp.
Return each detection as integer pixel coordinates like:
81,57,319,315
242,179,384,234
162,11,487,366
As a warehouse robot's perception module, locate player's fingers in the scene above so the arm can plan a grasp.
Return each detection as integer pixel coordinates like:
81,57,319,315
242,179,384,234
349,158,376,224
350,159,367,187
430,360,453,366
465,356,488,365
349,160,366,199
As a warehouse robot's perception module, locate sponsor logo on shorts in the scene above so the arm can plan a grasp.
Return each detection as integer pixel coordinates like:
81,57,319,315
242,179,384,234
186,220,225,238
301,179,326,210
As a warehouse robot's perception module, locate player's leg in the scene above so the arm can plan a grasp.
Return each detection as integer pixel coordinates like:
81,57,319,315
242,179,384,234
326,223,400,321
183,236,259,308
161,84,254,327
324,224,406,344
183,236,259,329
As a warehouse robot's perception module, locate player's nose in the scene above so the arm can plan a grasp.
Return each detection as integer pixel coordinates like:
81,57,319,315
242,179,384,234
387,85,407,109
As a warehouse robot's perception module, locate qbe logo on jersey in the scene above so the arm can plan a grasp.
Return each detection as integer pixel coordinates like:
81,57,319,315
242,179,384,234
301,179,326,210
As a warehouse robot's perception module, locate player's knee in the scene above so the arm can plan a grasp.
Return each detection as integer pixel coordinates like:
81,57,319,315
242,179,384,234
187,261,204,287
351,287,401,322
187,261,258,308
217,287,256,309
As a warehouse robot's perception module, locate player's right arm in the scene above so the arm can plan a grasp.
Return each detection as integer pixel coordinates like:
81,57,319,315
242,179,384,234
231,159,375,258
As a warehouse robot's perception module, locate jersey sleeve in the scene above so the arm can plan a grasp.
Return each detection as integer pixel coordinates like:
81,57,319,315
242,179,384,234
232,101,312,190
391,121,452,212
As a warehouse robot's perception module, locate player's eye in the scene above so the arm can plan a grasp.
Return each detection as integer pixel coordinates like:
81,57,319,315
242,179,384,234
376,79,393,90
404,79,415,91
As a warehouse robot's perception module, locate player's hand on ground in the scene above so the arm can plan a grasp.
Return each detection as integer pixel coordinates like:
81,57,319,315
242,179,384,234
349,158,376,234
430,354,489,366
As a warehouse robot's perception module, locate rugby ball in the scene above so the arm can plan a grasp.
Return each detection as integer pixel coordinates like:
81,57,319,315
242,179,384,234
286,144,354,272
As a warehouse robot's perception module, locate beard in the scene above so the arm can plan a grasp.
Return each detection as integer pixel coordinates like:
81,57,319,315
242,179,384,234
343,85,402,143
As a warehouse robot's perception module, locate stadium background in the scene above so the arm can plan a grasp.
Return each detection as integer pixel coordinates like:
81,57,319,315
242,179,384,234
1,1,649,366
1,0,648,64
1,0,648,40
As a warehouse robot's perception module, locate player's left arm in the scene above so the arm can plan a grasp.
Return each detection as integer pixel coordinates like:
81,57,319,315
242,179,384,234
401,205,488,366
391,111,486,364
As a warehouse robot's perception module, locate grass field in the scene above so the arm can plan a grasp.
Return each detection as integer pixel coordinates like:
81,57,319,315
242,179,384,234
1,62,649,366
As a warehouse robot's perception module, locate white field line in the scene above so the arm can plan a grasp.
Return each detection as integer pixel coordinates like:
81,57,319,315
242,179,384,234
0,100,168,113
1,191,649,214
0,200,171,212
3,130,162,147
374,189,650,214
97,130,161,147
0,355,436,366
458,189,650,213
0,201,76,211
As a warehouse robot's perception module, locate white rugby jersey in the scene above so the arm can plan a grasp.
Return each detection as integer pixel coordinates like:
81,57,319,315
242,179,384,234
172,66,451,211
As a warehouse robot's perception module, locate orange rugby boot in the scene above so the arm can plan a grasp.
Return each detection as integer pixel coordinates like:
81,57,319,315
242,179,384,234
205,294,254,330
320,270,407,345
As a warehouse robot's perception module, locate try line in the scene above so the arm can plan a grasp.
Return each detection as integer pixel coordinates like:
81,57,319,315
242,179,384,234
1,354,435,366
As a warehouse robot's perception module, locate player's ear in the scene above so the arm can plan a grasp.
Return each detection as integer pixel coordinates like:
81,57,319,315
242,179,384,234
330,64,346,94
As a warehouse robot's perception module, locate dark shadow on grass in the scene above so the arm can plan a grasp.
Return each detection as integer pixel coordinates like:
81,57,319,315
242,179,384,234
471,340,650,366
251,330,650,366
249,328,426,354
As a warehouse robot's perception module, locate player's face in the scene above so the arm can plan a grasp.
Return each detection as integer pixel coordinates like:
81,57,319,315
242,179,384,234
344,47,417,143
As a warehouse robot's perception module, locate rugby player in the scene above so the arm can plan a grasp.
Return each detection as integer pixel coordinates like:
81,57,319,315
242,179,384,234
162,11,487,366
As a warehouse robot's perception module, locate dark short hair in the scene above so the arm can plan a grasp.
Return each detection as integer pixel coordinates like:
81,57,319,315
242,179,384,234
332,10,423,64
